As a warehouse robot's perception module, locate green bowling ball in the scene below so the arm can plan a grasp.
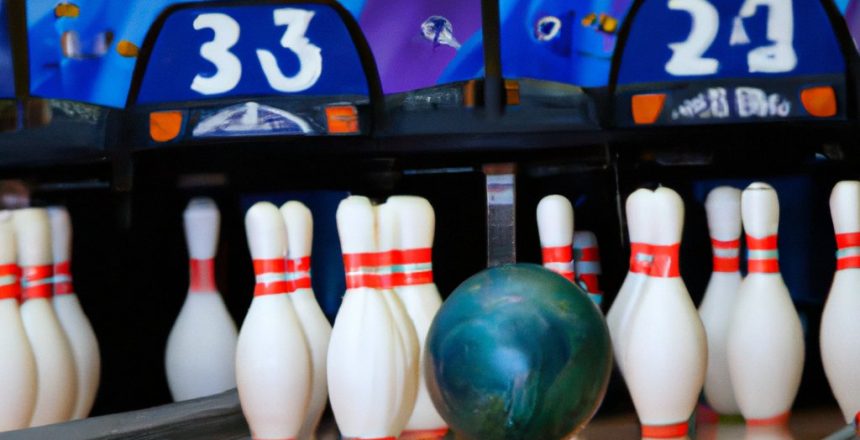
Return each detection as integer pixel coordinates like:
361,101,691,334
425,264,612,440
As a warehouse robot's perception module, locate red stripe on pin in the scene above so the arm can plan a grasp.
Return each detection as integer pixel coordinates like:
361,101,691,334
837,232,860,249
837,256,860,270
189,259,216,293
629,243,652,274
748,259,780,273
21,265,53,301
0,264,20,300
579,274,601,294
576,247,600,261
747,234,778,250
392,248,432,264
54,261,74,295
399,428,450,439
747,411,790,427
641,421,688,438
392,271,434,286
252,259,289,296
542,245,573,263
650,244,681,278
712,238,741,249
712,257,740,272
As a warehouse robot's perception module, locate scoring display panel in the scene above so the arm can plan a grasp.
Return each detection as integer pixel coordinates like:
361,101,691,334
136,3,368,104
615,0,847,126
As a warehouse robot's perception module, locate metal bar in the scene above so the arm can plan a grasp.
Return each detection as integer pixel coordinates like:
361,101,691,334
484,163,516,267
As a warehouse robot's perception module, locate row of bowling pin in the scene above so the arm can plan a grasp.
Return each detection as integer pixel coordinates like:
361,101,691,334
597,183,807,438
237,195,447,440
0,207,100,432
699,181,860,433
535,195,603,305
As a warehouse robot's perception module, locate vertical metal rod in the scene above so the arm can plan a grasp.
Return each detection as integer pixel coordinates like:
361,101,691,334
481,0,503,119
484,163,516,267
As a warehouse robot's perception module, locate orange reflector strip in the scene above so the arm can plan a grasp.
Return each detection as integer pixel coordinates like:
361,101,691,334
150,111,183,143
581,12,597,27
800,86,837,118
504,80,520,106
631,93,666,125
116,40,140,57
325,105,359,134
464,80,478,108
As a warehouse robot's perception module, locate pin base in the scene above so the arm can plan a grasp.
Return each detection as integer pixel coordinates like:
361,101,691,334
641,421,688,438
746,411,791,427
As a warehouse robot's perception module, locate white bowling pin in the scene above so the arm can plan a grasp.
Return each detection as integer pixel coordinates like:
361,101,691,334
328,196,412,439
375,202,420,436
387,196,447,439
0,211,37,431
536,195,575,283
236,202,311,439
821,181,860,427
48,206,101,419
14,208,78,427
623,187,707,439
698,187,743,415
573,231,603,307
728,182,804,425
165,198,238,402
281,201,333,440
606,188,653,375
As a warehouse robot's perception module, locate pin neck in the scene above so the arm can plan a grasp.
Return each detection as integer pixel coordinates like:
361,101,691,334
711,238,741,272
747,234,779,273
835,232,860,270
343,248,434,290
21,265,53,301
541,245,575,282
252,259,289,296
641,421,688,438
0,264,20,301
287,256,312,290
629,242,652,274
649,244,681,278
189,258,216,293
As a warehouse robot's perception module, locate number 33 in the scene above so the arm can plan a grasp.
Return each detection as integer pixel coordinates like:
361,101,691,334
191,8,323,95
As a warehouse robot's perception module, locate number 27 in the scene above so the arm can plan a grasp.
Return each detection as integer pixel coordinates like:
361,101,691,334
190,8,323,95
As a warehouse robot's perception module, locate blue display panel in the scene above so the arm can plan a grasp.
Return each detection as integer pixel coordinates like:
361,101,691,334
500,0,634,88
617,0,845,85
343,0,483,94
136,3,368,105
0,1,14,98
27,0,223,108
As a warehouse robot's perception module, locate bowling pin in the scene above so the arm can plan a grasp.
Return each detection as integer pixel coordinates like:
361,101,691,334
165,198,238,401
536,195,575,283
606,188,653,375
14,208,78,426
623,187,707,439
328,196,412,439
573,231,603,307
280,201,332,440
821,181,860,429
727,182,804,425
375,202,420,436
387,196,447,439
236,202,311,439
0,211,37,431
698,187,743,415
48,206,101,419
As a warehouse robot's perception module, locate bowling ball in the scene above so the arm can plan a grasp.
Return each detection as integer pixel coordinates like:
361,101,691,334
425,264,612,440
